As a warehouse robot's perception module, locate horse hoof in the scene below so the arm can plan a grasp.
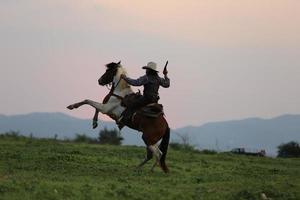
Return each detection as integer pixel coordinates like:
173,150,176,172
92,122,98,129
67,105,74,110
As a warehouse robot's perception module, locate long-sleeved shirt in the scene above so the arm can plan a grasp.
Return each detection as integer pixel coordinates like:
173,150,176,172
124,74,170,87
123,74,170,99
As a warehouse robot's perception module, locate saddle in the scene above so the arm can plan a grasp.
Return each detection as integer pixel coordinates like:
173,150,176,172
121,93,164,119
121,92,141,108
138,103,164,118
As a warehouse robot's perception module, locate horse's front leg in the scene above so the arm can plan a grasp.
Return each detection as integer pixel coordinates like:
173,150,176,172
67,99,94,110
67,99,111,114
92,110,99,129
68,99,104,111
67,100,86,110
67,99,115,129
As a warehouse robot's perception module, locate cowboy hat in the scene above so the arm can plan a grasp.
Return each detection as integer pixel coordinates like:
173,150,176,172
142,62,159,72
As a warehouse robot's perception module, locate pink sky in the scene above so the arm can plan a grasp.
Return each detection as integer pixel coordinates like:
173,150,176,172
1,0,300,128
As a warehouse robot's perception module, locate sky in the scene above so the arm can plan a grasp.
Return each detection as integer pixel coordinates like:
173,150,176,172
1,0,300,128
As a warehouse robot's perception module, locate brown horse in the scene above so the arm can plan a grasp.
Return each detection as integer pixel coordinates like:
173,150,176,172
67,62,170,173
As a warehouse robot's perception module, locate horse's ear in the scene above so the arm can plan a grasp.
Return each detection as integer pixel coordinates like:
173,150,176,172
117,61,121,65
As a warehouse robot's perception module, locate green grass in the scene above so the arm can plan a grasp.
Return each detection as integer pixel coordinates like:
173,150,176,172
0,137,299,200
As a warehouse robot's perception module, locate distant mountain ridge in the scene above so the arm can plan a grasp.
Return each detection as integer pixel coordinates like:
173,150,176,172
1,112,300,155
0,112,143,146
176,114,300,156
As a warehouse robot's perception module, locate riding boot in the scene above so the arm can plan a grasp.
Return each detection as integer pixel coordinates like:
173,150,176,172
117,123,125,130
117,116,125,130
117,108,130,130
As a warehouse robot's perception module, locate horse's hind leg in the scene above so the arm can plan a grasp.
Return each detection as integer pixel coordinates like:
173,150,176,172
150,161,158,172
149,145,162,172
137,147,153,168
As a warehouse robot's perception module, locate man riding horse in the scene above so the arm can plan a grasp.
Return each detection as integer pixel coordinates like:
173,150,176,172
118,62,170,129
67,61,171,173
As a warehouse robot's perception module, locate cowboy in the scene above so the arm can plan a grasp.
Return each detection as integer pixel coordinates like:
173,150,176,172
120,61,170,109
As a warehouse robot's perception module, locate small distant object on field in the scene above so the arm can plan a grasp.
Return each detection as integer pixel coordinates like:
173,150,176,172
231,147,266,157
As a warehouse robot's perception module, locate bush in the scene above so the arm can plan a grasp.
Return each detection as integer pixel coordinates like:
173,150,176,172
169,142,197,152
277,141,300,158
169,143,218,155
201,149,217,155
0,131,26,140
98,128,123,145
74,134,97,143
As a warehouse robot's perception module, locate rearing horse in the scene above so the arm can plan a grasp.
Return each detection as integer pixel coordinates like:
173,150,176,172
67,62,170,173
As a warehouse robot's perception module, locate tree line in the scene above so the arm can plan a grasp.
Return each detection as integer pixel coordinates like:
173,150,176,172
73,128,123,145
0,130,299,157
0,128,123,146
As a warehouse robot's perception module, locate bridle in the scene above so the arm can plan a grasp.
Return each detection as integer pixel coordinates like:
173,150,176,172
102,74,124,104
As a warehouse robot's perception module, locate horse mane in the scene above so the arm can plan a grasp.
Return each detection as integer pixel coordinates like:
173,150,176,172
115,66,132,91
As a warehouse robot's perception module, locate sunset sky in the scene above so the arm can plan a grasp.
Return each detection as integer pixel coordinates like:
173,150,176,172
1,0,300,128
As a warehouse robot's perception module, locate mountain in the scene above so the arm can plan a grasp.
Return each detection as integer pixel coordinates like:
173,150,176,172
175,114,300,156
0,112,144,146
1,112,300,156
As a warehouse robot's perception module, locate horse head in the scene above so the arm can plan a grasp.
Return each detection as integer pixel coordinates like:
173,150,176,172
98,61,121,86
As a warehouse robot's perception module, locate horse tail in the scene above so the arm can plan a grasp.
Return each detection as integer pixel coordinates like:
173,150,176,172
159,126,170,173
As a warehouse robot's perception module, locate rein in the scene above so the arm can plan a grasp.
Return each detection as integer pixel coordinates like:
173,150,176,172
103,75,124,104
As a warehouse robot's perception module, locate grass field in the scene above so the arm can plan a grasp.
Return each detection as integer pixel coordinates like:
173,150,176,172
0,136,299,200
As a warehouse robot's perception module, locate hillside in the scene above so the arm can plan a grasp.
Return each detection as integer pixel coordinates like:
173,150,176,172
1,113,300,156
0,112,143,146
0,136,299,200
176,114,300,156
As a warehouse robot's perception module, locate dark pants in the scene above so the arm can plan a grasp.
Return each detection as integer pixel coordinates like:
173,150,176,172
131,95,159,109
121,95,158,125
